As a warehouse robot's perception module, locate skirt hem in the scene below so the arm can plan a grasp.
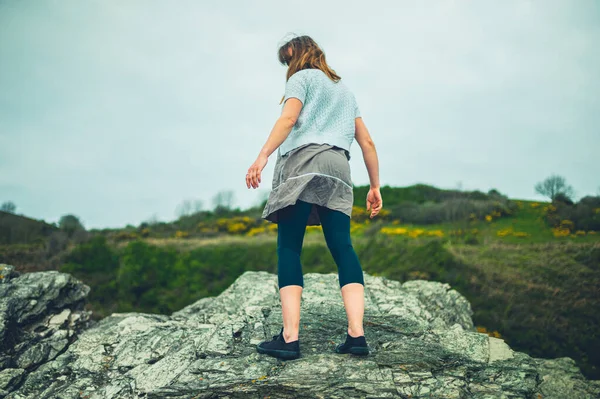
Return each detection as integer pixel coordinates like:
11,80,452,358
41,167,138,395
262,174,353,226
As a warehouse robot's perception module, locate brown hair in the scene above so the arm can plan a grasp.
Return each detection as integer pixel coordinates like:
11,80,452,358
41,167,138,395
277,35,341,105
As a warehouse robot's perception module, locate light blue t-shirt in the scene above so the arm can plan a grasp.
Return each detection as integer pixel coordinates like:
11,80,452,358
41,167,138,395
278,68,360,159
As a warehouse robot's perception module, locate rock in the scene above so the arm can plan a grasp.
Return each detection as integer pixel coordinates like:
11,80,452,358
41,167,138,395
0,368,25,396
0,263,92,397
1,266,598,398
534,357,600,399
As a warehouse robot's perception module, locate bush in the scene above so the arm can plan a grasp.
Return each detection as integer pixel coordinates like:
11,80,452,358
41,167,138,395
114,231,139,241
59,236,120,314
553,192,575,206
61,235,119,274
464,234,480,245
45,231,69,257
352,184,509,209
545,195,600,232
387,198,515,225
58,214,85,237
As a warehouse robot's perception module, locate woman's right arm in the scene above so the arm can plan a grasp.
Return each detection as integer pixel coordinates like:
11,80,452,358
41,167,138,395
355,117,380,189
354,117,382,217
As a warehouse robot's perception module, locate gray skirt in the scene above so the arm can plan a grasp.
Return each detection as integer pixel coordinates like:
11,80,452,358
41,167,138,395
261,143,354,226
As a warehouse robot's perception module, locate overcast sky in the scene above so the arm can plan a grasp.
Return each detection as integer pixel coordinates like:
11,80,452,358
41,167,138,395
1,0,598,229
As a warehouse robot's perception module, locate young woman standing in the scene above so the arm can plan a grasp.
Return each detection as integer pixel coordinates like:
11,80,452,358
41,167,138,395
245,35,382,360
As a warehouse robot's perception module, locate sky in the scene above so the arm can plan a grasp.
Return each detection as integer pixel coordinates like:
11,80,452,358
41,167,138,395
0,0,599,229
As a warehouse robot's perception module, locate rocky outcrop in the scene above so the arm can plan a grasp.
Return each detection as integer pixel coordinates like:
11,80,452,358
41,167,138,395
1,263,599,398
0,264,92,397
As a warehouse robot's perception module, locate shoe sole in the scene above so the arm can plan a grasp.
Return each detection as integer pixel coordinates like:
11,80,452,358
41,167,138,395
256,346,300,360
335,346,370,356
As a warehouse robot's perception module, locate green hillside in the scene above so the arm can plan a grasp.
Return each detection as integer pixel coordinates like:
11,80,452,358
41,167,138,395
1,183,599,378
0,210,57,245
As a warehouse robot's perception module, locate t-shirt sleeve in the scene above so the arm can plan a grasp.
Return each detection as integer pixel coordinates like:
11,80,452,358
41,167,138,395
352,93,361,118
283,72,308,104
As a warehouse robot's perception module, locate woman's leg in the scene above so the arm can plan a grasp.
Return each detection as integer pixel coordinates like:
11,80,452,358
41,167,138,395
316,205,366,338
277,200,313,342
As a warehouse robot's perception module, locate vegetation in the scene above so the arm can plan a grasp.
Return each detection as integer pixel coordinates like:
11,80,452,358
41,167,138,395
2,183,600,379
0,211,57,246
535,174,575,201
1,201,16,213
55,232,599,380
544,195,600,233
58,214,85,237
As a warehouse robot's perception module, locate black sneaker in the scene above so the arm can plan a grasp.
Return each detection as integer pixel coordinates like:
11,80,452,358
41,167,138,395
335,333,370,356
256,327,300,360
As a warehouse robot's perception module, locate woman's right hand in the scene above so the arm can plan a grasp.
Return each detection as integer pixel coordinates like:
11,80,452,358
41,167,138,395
366,187,383,218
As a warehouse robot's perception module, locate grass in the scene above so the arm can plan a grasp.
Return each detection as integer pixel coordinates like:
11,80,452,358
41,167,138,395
106,198,599,251
448,240,600,379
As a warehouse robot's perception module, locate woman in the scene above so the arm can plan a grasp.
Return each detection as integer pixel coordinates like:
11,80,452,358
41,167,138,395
245,35,382,360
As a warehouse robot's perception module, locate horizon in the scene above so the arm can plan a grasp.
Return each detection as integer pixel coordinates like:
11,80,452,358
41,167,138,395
0,181,586,230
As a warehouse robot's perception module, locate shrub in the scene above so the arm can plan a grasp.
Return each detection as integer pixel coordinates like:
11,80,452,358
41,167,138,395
545,195,600,232
139,228,151,237
45,231,69,257
464,235,480,245
114,231,139,241
209,216,260,235
59,235,120,312
175,230,189,238
58,214,85,237
386,198,515,225
246,227,267,237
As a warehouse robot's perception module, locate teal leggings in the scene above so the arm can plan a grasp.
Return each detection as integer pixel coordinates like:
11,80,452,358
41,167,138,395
277,199,365,289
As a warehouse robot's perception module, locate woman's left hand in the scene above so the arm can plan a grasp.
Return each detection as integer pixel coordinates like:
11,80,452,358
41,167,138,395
246,154,268,189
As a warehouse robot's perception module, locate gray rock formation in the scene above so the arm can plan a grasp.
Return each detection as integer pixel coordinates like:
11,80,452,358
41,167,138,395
1,263,599,398
0,264,92,397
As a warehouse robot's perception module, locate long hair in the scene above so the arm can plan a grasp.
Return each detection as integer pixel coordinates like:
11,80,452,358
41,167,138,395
277,35,341,105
